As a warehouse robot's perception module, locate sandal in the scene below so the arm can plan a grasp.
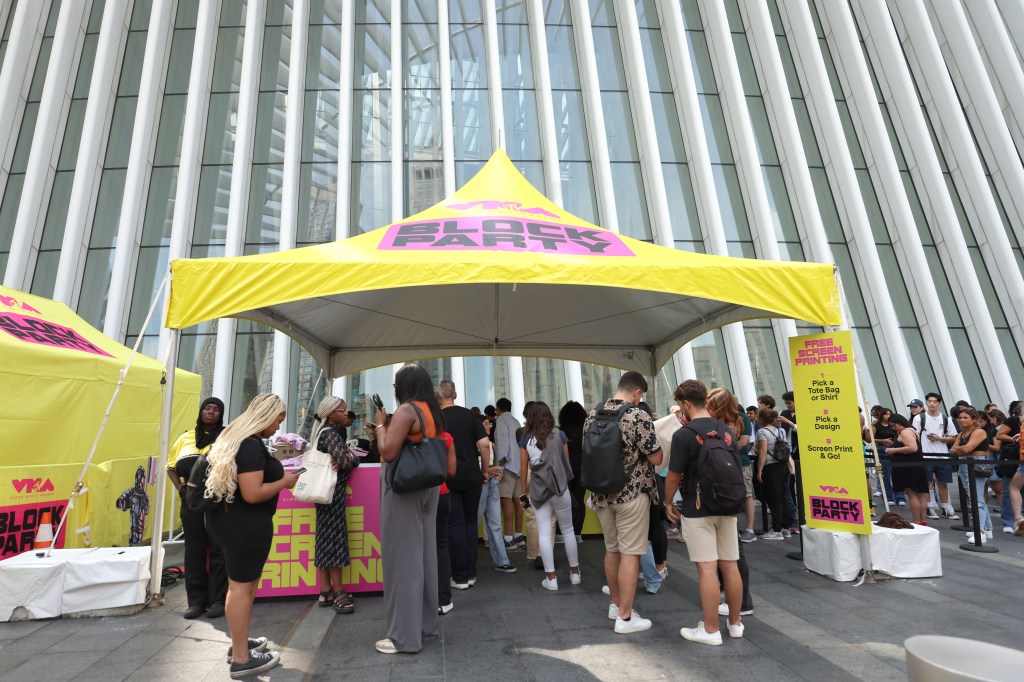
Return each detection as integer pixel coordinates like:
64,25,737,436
333,591,355,615
317,589,336,608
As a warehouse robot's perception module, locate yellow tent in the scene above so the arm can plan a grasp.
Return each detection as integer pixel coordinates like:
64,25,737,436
0,286,200,558
165,149,841,377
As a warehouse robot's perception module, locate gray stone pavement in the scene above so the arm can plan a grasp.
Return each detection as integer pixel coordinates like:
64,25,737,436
3,503,1023,681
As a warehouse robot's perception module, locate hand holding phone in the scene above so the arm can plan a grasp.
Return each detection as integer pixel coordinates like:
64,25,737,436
292,467,307,475
372,393,384,411
519,493,532,509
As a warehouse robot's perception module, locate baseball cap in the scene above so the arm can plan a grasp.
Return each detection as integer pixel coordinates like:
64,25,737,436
906,399,924,408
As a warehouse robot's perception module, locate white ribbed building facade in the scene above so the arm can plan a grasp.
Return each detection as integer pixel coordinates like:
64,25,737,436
1,0,1022,429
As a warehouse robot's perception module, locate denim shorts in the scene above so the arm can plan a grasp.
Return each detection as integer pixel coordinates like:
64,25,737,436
1018,463,1024,477
925,463,953,483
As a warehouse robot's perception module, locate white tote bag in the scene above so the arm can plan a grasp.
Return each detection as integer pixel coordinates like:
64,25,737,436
292,447,336,504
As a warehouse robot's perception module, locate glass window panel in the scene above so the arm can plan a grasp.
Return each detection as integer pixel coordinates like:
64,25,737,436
874,244,915,322
40,171,74,250
727,241,755,258
87,0,107,33
77,248,114,328
89,169,127,249
559,161,598,224
592,27,626,91
581,365,622,411
724,0,744,32
30,250,60,299
552,90,589,160
305,23,341,90
297,163,337,244
653,362,678,417
129,0,153,31
901,327,938,400
968,248,1007,326
456,160,486,188
356,0,389,23
165,29,196,94
251,91,287,164
154,94,188,166
406,23,440,89
746,97,778,165
639,28,671,93
662,163,701,241
944,176,975,247
878,104,907,170
405,88,441,160
745,326,786,397
497,22,533,88
850,328,893,408
105,98,138,168
610,163,652,240
354,89,391,161
691,330,731,391
57,100,87,170
231,328,275,419
698,95,732,163
116,33,146,97
836,101,865,168
545,0,570,24
515,161,546,194
245,164,284,245
140,167,177,246
265,0,294,26
406,161,445,216
174,0,200,28
450,23,487,89
830,244,870,325
922,246,963,327
686,30,717,94
761,166,798,242
310,0,343,24
775,36,802,99
503,89,541,159
260,25,291,91
636,0,660,28
404,1,438,22
791,98,822,167
810,168,843,242
0,175,25,255
127,247,169,337
732,34,760,96
354,23,391,88
289,341,327,434
463,356,495,411
11,102,38,173
72,34,99,100
522,358,568,413
675,240,706,254
301,89,339,163
855,169,889,243
602,91,638,161
192,166,231,245
177,331,218,395
203,91,240,164
350,161,391,232
947,328,989,405
712,165,750,242
453,87,490,159
546,24,580,90
28,37,53,102
496,0,528,24
777,240,804,261
996,329,1024,394
451,0,483,23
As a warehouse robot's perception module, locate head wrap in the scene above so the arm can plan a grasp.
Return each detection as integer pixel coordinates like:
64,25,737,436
195,397,225,450
309,396,345,449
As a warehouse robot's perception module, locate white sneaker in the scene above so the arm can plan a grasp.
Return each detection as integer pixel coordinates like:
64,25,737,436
570,570,581,586
614,610,652,634
927,507,940,519
1003,526,1014,534
680,621,723,646
608,603,619,620
541,577,558,591
718,602,754,617
984,529,994,540
781,528,792,538
965,532,987,544
761,530,784,540
727,621,744,638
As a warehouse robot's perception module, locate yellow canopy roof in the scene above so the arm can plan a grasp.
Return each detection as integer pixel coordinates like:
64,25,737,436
166,150,840,377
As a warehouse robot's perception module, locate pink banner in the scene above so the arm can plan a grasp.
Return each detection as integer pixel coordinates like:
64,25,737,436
0,500,69,559
0,312,112,357
808,495,864,525
377,217,635,257
257,465,381,598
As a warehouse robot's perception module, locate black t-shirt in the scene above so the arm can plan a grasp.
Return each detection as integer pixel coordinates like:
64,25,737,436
1006,416,1022,459
232,437,284,515
443,405,487,491
874,422,896,443
781,409,798,457
669,417,735,519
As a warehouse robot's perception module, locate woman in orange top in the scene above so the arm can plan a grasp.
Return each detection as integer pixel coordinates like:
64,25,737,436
373,364,447,655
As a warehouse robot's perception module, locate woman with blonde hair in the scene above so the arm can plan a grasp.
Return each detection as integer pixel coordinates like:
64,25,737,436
205,393,299,679
309,396,360,614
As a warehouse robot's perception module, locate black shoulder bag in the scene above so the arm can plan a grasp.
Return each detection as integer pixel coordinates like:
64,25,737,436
386,402,448,494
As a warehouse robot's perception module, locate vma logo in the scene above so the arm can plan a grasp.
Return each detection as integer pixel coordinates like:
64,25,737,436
446,200,560,219
819,485,849,494
12,478,54,495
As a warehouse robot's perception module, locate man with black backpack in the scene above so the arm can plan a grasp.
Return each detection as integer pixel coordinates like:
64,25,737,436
665,380,744,646
581,371,662,634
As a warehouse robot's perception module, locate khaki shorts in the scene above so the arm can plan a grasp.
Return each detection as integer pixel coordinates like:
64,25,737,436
596,493,650,555
743,465,753,497
681,515,739,563
499,471,521,499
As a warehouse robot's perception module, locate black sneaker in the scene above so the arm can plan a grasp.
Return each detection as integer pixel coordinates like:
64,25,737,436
494,564,517,573
514,535,527,547
225,637,269,663
504,539,521,551
229,650,280,679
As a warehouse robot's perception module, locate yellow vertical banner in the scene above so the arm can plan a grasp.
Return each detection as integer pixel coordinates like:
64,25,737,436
790,331,872,535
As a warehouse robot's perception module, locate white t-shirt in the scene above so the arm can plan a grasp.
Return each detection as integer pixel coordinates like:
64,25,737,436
915,412,957,457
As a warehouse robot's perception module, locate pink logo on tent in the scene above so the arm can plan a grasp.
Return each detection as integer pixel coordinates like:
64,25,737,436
0,313,113,357
378,218,635,257
446,200,561,219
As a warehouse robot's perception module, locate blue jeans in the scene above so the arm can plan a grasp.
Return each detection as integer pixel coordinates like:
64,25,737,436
958,465,992,532
639,542,663,594
478,477,509,567
1001,476,1015,530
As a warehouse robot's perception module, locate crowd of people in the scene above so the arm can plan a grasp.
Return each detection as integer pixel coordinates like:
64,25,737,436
165,367,1024,675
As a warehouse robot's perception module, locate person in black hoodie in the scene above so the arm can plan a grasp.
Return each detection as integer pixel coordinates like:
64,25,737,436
558,401,588,540
166,397,227,619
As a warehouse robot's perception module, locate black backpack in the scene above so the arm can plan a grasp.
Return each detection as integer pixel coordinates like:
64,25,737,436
686,421,746,515
581,404,631,495
185,454,220,513
769,428,791,463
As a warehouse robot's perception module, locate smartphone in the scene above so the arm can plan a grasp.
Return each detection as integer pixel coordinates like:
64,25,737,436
371,393,384,411
519,493,531,509
292,467,307,475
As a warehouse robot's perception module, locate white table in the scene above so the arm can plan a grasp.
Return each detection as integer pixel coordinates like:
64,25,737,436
802,523,941,582
0,547,156,621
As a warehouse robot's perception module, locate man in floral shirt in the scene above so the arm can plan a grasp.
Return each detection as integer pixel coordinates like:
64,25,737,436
583,371,662,634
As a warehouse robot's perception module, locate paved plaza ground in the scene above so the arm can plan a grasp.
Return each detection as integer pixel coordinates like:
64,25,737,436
2,502,1023,681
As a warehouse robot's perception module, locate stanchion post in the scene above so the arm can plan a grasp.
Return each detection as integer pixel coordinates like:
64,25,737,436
787,459,804,561
959,458,997,553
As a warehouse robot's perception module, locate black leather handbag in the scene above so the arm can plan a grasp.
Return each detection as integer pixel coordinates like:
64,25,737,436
386,402,447,494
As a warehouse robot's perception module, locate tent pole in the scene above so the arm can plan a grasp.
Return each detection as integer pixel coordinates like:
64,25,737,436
148,327,180,603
